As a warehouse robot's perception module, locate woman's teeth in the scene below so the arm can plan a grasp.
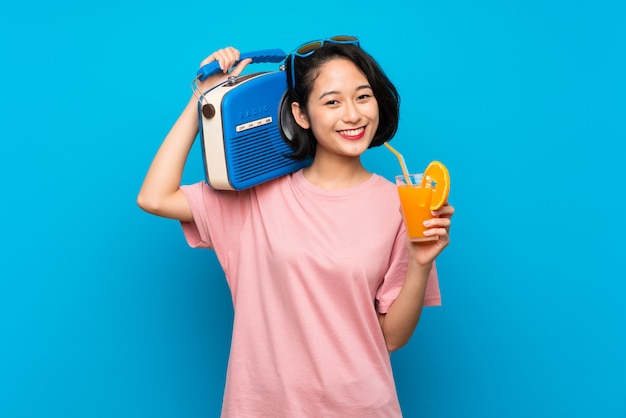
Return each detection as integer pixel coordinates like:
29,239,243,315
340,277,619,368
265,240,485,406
340,127,364,136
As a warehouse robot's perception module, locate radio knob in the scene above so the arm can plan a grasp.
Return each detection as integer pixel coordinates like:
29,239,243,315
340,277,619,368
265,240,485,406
202,104,216,119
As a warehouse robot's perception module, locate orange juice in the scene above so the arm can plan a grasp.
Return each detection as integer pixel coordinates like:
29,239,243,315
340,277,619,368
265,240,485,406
396,175,437,242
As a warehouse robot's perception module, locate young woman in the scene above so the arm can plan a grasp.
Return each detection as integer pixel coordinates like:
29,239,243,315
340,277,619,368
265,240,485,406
137,37,454,417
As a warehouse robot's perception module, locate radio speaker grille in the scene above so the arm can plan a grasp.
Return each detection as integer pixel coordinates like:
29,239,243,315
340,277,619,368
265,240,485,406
227,127,296,183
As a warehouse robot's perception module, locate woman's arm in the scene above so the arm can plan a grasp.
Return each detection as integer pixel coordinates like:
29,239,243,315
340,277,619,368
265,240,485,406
378,203,455,351
136,47,251,221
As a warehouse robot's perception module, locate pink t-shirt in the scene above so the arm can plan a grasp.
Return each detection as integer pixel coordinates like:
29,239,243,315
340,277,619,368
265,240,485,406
180,169,441,417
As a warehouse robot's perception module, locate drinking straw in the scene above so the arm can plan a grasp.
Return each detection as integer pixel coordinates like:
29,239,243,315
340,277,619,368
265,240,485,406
383,142,412,185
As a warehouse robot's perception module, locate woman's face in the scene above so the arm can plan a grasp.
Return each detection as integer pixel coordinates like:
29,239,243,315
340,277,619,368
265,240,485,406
292,58,380,160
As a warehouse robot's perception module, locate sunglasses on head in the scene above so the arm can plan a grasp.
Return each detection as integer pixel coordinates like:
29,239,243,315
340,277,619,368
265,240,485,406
289,35,360,89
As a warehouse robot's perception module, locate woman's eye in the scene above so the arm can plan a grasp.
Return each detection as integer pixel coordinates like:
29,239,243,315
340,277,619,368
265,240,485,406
325,99,339,105
357,94,372,101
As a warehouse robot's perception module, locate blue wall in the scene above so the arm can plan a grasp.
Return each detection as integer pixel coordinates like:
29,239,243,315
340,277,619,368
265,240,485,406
1,1,624,417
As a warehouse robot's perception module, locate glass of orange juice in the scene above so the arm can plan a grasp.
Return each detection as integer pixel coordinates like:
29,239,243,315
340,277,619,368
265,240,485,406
396,174,438,242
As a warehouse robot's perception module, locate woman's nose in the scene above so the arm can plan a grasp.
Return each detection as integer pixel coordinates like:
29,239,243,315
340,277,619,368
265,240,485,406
342,102,361,123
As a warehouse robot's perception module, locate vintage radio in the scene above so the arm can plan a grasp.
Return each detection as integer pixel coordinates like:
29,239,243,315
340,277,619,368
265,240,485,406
193,49,311,190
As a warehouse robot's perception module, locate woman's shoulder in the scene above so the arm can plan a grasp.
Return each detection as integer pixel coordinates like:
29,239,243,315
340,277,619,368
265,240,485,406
369,173,399,194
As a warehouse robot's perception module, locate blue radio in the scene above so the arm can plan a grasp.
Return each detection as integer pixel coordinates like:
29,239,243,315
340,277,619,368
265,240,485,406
194,49,312,191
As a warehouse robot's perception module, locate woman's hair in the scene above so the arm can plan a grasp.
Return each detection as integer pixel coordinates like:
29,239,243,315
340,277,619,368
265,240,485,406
281,43,400,161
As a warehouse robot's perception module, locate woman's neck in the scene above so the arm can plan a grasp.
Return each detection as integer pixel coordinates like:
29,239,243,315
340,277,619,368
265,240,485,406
302,155,371,190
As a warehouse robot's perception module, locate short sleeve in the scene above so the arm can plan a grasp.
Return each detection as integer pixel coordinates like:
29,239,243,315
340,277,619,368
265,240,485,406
375,225,442,313
179,182,251,273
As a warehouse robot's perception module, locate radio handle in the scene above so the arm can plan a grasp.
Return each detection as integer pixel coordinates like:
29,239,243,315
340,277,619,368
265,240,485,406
196,48,287,81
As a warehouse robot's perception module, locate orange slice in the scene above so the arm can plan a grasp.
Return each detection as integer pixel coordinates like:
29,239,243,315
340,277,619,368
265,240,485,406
421,161,450,210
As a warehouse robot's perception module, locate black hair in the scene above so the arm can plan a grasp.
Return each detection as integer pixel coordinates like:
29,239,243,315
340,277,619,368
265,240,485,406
280,43,400,161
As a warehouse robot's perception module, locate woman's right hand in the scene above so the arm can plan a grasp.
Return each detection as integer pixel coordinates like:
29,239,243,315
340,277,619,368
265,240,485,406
196,47,252,92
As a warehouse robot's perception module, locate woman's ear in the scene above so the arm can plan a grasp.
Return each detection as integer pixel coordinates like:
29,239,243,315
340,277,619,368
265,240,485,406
291,102,310,129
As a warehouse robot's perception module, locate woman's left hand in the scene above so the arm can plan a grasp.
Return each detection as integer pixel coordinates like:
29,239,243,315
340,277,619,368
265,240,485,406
408,202,455,266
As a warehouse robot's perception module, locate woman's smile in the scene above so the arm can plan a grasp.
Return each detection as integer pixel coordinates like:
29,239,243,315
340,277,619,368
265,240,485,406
338,126,366,140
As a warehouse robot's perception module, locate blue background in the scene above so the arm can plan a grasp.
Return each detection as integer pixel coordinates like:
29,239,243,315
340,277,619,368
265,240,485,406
1,0,625,417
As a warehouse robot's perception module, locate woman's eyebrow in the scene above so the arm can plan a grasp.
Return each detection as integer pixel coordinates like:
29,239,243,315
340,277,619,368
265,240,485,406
317,85,372,100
